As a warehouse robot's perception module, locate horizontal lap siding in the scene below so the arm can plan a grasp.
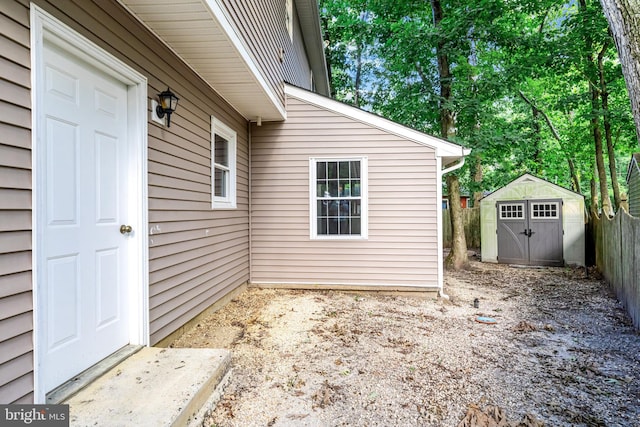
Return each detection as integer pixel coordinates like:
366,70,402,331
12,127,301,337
28,0,250,351
0,0,34,404
220,0,314,100
220,0,286,104
251,96,438,287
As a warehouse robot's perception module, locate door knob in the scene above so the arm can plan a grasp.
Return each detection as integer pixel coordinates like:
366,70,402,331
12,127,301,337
120,225,133,234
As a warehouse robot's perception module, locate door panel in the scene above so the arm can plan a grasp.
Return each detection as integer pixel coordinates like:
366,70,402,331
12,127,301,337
496,199,563,266
40,42,130,393
528,200,563,266
497,201,528,264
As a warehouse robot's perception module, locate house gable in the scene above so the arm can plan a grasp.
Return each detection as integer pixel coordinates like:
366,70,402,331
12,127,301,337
284,85,469,165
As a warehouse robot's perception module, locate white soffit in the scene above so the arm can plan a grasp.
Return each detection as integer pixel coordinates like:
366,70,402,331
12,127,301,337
285,84,470,162
119,0,286,121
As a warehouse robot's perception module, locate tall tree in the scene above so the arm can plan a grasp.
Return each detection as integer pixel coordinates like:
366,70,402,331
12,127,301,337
600,0,640,143
431,0,469,270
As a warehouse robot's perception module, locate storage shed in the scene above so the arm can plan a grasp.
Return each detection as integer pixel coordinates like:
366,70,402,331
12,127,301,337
480,174,585,266
627,153,640,217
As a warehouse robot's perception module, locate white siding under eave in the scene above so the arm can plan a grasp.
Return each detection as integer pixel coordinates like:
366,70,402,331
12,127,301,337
250,96,439,288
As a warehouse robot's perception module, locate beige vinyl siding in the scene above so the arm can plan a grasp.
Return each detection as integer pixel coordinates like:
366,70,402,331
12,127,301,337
0,0,251,405
220,0,286,104
629,158,640,217
219,0,314,101
251,96,439,288
0,0,34,404
284,1,313,89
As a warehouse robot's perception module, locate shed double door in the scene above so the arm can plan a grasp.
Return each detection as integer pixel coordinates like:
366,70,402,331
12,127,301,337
496,199,563,266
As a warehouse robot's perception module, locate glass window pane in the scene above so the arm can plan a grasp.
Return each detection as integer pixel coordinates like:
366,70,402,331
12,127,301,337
339,218,350,234
214,135,229,166
339,180,350,196
317,161,326,180
351,218,361,234
351,200,361,215
339,199,350,216
318,200,328,216
327,162,338,179
317,217,327,235
329,181,339,197
352,181,360,197
350,161,360,178
214,168,227,197
339,161,349,178
328,218,338,234
317,183,327,198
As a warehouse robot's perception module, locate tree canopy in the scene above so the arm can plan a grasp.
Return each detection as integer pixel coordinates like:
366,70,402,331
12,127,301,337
320,0,638,211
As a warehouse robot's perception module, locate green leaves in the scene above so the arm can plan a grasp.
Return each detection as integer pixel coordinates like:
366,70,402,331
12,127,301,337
320,0,636,198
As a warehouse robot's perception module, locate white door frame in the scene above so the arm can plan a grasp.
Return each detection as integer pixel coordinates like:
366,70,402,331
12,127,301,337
30,5,149,403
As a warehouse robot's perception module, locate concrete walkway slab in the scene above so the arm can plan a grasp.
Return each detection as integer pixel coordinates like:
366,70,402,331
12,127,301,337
65,347,231,427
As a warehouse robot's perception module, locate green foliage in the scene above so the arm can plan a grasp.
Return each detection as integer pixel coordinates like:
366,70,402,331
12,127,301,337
320,0,637,201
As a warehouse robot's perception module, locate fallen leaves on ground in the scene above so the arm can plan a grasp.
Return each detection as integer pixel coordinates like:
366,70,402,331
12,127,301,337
172,260,640,426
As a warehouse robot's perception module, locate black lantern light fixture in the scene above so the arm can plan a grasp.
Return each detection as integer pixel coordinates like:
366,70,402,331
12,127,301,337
156,87,179,127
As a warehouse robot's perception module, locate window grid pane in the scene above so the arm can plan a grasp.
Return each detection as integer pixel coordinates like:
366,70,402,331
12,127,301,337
500,204,524,219
532,203,558,218
316,160,362,236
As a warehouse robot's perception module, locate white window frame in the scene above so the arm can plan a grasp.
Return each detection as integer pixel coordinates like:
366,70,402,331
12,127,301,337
499,203,524,219
211,117,237,209
309,157,368,240
531,202,560,219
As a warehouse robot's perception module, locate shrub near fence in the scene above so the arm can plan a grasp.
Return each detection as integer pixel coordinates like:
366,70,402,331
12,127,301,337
443,207,481,249
593,209,640,329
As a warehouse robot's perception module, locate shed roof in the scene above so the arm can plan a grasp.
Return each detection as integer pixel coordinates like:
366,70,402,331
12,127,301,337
481,173,583,202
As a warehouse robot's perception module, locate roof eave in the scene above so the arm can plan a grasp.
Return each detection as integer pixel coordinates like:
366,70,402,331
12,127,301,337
295,0,331,96
118,0,286,122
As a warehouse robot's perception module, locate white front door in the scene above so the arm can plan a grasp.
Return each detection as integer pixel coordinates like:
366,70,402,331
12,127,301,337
39,41,131,394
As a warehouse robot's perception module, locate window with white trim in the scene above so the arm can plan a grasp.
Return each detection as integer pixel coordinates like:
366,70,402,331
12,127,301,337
531,202,559,218
499,203,524,219
212,118,236,209
310,157,368,239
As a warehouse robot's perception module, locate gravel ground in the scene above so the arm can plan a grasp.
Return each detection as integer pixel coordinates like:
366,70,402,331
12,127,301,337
171,259,640,426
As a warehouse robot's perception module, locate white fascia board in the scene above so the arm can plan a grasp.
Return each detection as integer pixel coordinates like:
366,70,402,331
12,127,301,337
204,0,286,120
284,84,468,159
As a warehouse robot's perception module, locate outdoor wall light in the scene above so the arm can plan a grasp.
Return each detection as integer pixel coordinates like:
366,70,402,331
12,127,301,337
156,87,179,127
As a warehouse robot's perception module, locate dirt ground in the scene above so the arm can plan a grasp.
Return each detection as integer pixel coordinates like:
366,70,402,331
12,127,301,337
171,259,640,427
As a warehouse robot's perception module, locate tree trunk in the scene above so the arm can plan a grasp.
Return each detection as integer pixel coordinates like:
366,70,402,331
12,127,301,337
598,43,622,209
354,42,363,108
472,155,483,208
580,0,612,217
591,84,613,216
568,158,582,194
445,174,469,270
600,0,640,144
590,164,599,215
431,0,468,270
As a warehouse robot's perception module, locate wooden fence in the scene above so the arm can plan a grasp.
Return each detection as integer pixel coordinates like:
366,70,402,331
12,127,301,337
592,210,640,329
443,207,481,249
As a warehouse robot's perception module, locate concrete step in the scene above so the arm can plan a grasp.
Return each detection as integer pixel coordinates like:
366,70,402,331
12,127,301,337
65,347,231,427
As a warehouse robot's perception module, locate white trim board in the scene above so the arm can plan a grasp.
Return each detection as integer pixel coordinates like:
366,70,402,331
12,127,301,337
30,4,149,403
